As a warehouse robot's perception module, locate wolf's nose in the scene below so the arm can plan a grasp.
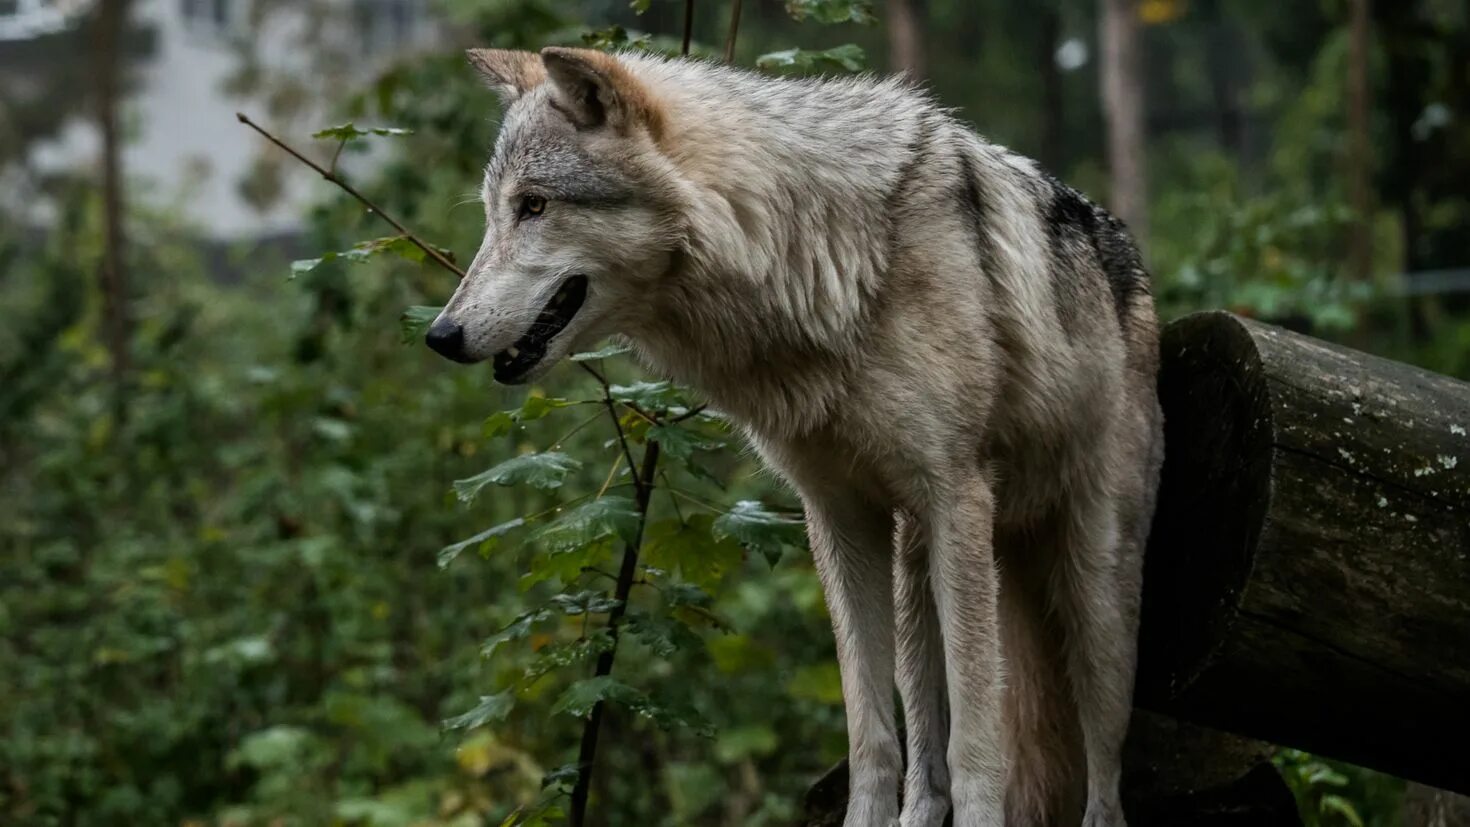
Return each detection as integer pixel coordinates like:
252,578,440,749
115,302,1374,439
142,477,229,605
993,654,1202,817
425,318,468,362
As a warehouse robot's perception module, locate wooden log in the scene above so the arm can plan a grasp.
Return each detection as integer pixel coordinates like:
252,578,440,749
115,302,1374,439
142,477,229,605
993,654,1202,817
1138,311,1470,795
794,713,1302,826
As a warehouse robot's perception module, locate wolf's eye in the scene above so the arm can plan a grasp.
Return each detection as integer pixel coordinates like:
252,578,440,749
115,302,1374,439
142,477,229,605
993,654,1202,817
518,195,546,220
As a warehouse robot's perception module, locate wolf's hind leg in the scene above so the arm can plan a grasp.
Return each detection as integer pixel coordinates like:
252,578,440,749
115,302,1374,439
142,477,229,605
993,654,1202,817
1053,491,1145,827
927,476,1006,827
894,513,950,827
806,492,902,827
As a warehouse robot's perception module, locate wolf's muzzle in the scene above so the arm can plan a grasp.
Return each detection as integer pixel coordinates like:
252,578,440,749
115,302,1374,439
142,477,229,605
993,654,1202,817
425,318,474,363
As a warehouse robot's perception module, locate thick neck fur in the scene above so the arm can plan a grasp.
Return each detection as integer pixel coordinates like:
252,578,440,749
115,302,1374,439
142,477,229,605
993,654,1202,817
617,56,939,438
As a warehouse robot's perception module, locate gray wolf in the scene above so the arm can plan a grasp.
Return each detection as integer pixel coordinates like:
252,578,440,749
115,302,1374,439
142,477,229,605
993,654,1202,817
426,47,1164,827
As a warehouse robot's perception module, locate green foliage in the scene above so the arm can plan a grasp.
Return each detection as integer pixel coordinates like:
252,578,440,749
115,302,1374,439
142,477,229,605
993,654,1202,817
1274,750,1404,827
455,451,583,499
783,0,877,25
312,121,415,141
756,44,867,73
290,235,451,280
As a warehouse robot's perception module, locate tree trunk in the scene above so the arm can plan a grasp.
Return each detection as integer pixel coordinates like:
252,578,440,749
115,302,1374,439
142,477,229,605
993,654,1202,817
1346,0,1373,283
1139,311,1470,795
885,0,925,77
1099,0,1148,252
1038,1,1064,171
94,0,132,389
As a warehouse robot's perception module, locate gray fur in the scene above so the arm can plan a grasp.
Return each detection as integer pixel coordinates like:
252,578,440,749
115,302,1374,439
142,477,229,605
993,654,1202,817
434,49,1164,827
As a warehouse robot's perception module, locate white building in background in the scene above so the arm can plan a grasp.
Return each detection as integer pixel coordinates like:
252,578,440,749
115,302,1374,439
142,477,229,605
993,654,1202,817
2,0,441,240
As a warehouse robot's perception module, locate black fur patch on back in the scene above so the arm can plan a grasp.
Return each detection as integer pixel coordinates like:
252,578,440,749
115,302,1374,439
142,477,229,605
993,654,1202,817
1043,178,1150,327
954,146,999,282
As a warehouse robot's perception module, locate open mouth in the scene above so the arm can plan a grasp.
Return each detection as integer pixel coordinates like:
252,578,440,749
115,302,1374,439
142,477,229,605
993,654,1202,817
493,275,588,383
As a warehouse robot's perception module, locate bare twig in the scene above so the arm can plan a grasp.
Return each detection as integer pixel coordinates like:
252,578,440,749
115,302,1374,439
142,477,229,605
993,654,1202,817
724,0,743,63
236,112,465,279
670,404,708,424
328,137,347,175
681,0,694,56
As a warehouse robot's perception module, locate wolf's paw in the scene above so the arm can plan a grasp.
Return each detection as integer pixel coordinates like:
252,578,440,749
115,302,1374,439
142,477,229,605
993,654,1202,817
1081,802,1127,827
842,796,899,827
898,794,949,827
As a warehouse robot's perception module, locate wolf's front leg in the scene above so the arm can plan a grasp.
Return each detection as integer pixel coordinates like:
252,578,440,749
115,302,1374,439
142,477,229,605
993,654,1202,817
927,476,1006,827
894,513,951,827
806,493,901,827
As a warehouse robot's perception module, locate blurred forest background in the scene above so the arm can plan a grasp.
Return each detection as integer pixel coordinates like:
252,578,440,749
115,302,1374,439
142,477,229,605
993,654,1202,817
2,0,1468,825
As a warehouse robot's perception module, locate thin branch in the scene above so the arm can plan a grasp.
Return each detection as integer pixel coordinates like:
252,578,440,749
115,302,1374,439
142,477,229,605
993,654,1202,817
581,363,643,497
670,404,708,424
620,402,659,427
724,0,743,63
550,407,608,451
665,486,726,514
569,439,662,826
596,452,624,499
328,137,347,175
681,0,694,56
660,471,686,523
236,112,465,279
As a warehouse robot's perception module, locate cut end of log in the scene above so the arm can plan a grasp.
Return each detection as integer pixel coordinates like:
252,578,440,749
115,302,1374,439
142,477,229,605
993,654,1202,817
1138,312,1274,702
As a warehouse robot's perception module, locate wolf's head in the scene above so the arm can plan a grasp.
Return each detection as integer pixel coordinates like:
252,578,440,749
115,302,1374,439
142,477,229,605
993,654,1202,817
426,47,681,384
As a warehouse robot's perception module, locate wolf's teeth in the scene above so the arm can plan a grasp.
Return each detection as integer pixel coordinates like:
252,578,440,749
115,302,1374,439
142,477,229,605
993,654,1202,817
506,346,520,358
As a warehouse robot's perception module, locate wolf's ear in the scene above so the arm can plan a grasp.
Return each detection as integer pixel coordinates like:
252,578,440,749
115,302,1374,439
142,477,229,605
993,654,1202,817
540,47,663,139
466,49,545,103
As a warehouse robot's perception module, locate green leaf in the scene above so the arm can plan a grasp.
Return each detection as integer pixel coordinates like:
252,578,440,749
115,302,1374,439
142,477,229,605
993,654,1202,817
518,394,576,422
481,607,553,659
608,380,683,410
521,632,614,684
453,452,582,502
756,44,867,74
520,537,615,591
483,411,517,439
783,0,877,24
530,496,641,553
552,676,642,718
552,677,711,735
542,763,580,790
625,611,704,658
400,306,442,344
581,24,651,51
713,500,806,567
439,518,525,569
442,691,515,731
312,121,414,141
1319,795,1364,827
570,343,633,362
481,395,581,438
642,516,744,589
647,423,725,461
662,581,714,609
549,589,622,616
289,236,451,279
629,0,651,12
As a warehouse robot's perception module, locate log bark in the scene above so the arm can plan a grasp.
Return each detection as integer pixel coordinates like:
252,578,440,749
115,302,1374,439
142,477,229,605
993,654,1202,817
1138,311,1470,795
795,713,1301,826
